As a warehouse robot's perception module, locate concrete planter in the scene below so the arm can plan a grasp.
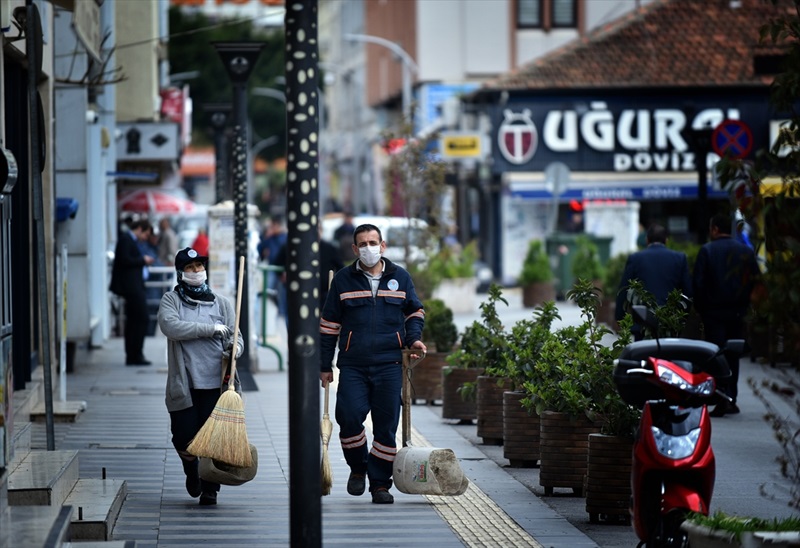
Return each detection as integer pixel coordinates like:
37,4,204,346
432,278,478,314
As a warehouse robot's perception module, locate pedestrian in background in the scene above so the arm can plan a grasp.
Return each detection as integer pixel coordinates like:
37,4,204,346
274,226,344,325
615,223,693,339
157,247,243,506
319,224,426,504
110,219,154,366
158,217,179,266
258,217,288,309
191,227,209,257
693,212,760,417
332,211,356,264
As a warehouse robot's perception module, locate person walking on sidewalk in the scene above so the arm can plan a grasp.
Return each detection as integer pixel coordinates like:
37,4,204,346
319,224,427,504
110,219,155,366
693,212,760,417
157,247,243,506
615,223,693,339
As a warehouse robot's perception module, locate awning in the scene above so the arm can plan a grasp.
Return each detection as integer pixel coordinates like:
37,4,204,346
107,171,159,182
505,172,730,202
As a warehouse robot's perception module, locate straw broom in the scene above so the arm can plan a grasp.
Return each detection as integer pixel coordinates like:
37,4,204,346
187,256,253,468
321,383,333,495
321,269,335,495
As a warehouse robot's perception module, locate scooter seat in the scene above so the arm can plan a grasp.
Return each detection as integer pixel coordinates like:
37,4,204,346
615,338,732,407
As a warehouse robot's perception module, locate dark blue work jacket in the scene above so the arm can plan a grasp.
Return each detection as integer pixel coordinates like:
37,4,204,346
319,258,425,372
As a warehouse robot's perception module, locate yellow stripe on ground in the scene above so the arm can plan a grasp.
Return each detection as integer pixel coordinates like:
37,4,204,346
410,430,544,548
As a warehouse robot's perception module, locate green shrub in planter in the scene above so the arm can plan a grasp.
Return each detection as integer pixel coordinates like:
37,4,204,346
571,235,605,286
497,300,560,389
521,280,639,436
602,252,630,301
446,284,508,399
624,279,689,339
518,240,553,285
421,298,457,353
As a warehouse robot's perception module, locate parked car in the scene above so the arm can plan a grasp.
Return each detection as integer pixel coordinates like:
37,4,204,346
321,215,434,267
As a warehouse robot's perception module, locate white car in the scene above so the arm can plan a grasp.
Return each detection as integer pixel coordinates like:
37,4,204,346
321,215,434,266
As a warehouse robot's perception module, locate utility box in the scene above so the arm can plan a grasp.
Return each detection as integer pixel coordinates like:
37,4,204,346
546,233,612,299
207,201,261,370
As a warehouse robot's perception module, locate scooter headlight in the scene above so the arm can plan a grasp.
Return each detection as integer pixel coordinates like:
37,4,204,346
656,365,715,396
651,426,700,460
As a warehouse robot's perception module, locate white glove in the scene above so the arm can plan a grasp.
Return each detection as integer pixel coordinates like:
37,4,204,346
214,324,231,338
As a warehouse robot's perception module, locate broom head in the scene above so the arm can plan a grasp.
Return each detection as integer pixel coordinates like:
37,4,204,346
187,387,253,468
320,412,333,495
321,445,333,496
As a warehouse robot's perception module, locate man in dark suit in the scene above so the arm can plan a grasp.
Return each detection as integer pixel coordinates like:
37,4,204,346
615,224,693,339
110,219,155,365
693,213,760,416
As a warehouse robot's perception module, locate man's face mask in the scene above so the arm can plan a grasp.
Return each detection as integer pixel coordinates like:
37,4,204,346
358,245,382,268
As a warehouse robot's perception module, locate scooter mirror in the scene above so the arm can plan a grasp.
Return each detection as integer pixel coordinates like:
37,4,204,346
631,305,659,332
723,339,748,356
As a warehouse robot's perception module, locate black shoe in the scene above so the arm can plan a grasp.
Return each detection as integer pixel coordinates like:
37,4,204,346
347,472,366,496
199,491,217,506
126,357,152,366
184,461,201,498
709,403,730,417
727,403,741,414
371,487,394,504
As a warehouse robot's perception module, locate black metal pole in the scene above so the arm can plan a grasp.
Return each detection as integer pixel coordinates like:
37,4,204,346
204,103,231,204
27,1,55,451
213,43,265,375
285,2,322,546
697,158,708,244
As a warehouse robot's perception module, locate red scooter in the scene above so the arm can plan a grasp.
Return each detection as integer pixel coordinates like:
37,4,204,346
613,305,744,548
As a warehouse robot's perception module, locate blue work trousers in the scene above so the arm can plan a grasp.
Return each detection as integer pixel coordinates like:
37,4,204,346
336,364,402,491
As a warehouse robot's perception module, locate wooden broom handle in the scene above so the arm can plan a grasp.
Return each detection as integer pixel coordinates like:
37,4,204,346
321,269,335,407
228,255,245,390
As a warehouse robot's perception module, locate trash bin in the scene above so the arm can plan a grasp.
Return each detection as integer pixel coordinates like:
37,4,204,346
546,233,613,299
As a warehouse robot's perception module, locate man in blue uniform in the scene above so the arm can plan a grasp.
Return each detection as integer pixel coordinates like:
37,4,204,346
319,224,426,504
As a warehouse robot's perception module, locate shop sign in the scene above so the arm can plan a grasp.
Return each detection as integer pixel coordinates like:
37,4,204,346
492,93,772,174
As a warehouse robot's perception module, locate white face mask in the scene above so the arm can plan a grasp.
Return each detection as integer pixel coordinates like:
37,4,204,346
182,270,207,287
358,245,382,268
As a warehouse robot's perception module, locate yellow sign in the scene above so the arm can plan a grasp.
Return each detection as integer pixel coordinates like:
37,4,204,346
440,133,482,159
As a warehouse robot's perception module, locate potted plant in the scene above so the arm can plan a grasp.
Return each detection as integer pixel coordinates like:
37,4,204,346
431,240,479,314
500,301,560,467
598,252,629,329
411,298,458,404
682,513,800,548
520,280,635,497
571,235,605,294
518,239,556,308
442,284,505,423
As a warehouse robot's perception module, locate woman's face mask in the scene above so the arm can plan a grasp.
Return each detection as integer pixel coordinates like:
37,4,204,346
182,270,207,287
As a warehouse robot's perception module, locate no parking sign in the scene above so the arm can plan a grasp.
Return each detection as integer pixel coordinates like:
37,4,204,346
712,119,753,159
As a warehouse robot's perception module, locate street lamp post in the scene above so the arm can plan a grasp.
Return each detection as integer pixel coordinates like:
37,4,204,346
213,42,265,375
687,123,715,244
344,33,418,121
203,103,232,204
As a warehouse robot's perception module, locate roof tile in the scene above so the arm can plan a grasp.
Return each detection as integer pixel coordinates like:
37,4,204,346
485,0,792,90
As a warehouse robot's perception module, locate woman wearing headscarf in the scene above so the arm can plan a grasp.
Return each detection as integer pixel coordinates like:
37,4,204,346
157,247,243,506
